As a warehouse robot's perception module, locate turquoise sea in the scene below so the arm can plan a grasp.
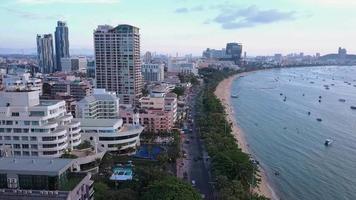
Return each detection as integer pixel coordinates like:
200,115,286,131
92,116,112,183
231,66,356,200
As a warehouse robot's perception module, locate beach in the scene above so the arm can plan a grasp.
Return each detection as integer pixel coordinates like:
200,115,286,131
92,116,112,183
214,72,276,199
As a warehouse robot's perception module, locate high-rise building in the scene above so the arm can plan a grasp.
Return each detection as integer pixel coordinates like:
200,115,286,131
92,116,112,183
55,21,70,72
94,24,143,105
36,34,55,74
226,43,242,64
143,51,153,63
141,63,164,82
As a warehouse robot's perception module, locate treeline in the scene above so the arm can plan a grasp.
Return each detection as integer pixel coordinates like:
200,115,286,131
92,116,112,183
196,68,269,200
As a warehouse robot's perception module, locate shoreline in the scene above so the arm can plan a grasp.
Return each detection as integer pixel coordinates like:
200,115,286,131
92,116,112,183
214,72,278,199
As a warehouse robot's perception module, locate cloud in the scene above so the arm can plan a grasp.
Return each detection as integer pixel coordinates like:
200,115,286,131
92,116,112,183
17,0,120,4
175,5,204,13
175,7,189,13
213,5,296,29
1,7,62,20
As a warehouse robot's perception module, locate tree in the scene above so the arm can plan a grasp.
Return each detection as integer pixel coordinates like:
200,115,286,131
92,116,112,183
172,86,185,97
141,177,201,200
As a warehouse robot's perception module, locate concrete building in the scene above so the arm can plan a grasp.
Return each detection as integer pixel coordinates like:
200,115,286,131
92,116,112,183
120,92,177,133
42,79,93,101
3,73,42,94
71,57,87,73
0,90,81,158
0,157,94,200
143,51,153,63
141,63,164,82
61,57,87,73
94,24,143,105
167,57,198,75
226,43,242,64
76,89,119,119
37,34,55,74
60,57,72,73
55,21,70,71
76,118,143,153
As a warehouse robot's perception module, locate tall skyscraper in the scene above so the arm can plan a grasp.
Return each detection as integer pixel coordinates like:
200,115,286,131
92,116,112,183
55,21,70,71
226,42,242,64
94,24,143,105
36,34,55,74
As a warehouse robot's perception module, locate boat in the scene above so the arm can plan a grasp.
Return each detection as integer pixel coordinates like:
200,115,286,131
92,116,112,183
231,94,239,98
351,106,356,110
324,139,333,146
316,118,322,122
339,99,346,103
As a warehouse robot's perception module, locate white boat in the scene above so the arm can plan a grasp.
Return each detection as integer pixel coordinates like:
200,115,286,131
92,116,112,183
324,139,333,146
231,94,239,98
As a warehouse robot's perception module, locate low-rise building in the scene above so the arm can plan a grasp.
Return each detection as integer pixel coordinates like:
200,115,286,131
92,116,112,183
0,90,81,158
3,73,42,94
42,78,93,101
76,118,143,154
0,157,94,200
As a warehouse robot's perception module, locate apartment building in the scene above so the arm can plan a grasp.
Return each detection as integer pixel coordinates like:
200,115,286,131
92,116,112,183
0,90,81,158
76,89,119,119
94,24,143,105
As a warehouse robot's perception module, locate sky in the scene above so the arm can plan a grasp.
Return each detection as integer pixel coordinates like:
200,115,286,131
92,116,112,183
0,0,356,56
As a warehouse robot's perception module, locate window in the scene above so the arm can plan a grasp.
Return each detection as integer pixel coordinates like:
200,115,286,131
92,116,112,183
11,112,19,117
22,136,29,141
13,136,19,140
30,137,37,141
43,151,57,155
23,129,29,133
6,121,13,125
22,144,29,149
14,151,21,156
30,111,44,116
24,121,30,125
0,128,3,133
13,128,22,133
31,144,38,149
31,121,39,126
23,151,30,156
31,151,38,156
13,144,21,149
42,144,57,148
4,136,11,140
42,136,56,141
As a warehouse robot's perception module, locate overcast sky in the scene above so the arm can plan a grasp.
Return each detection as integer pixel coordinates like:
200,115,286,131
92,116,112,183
0,0,356,56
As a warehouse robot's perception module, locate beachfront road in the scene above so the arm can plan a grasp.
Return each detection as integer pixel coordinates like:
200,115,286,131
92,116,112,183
183,85,214,199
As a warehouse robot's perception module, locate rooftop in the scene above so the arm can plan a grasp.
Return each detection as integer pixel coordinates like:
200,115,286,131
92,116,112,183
0,157,73,176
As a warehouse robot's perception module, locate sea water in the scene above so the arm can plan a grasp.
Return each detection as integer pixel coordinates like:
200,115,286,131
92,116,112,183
231,66,356,200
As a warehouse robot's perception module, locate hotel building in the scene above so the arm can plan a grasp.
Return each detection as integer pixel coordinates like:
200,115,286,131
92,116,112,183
76,89,119,119
94,24,143,105
0,90,81,158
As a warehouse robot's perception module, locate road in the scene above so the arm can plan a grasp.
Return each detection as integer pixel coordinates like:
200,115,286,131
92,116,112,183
181,85,214,199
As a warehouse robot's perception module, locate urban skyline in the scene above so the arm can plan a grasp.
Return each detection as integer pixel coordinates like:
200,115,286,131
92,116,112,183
1,0,356,56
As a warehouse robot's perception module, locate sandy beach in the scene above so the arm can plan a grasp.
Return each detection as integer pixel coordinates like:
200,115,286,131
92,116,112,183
214,72,277,199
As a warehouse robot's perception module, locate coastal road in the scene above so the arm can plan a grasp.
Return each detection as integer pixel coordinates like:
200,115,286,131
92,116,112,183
183,85,214,199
